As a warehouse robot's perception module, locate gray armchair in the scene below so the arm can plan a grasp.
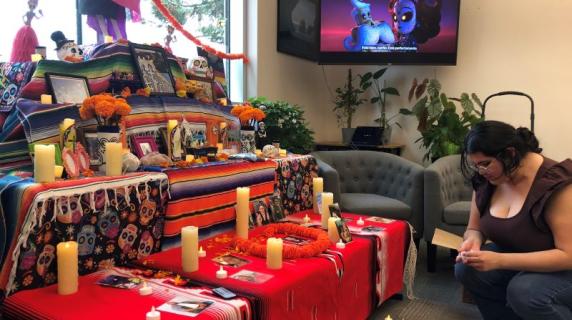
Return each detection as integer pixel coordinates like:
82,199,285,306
424,154,473,272
311,150,425,240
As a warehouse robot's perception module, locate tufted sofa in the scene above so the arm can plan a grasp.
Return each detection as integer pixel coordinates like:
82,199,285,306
424,154,473,272
311,150,425,240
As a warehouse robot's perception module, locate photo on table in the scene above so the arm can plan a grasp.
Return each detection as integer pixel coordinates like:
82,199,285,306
329,203,342,219
158,297,214,317
361,226,385,233
45,73,91,104
365,216,396,224
283,235,312,246
230,269,273,284
212,254,251,268
336,219,352,243
269,195,285,221
252,199,272,227
130,135,159,158
96,275,141,289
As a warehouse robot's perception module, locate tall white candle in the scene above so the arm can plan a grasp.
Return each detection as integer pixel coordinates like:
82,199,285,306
57,241,78,295
266,237,283,269
328,217,340,243
105,142,122,176
181,226,199,273
313,177,323,213
235,187,250,239
34,144,55,183
321,192,334,228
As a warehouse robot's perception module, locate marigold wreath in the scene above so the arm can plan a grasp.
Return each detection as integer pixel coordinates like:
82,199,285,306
234,223,331,259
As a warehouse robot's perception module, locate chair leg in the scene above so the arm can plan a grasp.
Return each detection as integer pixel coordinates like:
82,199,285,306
427,241,437,273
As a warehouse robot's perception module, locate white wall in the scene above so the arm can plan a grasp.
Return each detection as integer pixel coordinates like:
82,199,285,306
246,0,572,165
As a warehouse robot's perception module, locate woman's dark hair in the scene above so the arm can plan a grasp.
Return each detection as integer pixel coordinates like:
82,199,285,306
460,120,542,180
411,0,442,44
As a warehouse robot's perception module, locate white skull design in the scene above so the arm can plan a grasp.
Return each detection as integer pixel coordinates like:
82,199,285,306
119,224,138,253
36,244,55,277
78,225,96,256
137,231,154,259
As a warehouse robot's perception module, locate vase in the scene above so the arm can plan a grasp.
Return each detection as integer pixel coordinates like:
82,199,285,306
341,128,356,145
240,127,256,154
96,125,121,168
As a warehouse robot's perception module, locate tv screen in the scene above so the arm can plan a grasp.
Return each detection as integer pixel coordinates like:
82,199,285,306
320,0,461,65
277,0,320,62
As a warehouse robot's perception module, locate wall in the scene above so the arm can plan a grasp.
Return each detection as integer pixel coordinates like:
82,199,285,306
246,0,572,164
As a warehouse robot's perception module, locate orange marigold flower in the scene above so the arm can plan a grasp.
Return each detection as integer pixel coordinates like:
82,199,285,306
115,101,132,116
94,100,116,118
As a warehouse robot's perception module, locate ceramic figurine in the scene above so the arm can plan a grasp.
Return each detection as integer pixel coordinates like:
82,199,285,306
10,0,43,62
50,31,84,62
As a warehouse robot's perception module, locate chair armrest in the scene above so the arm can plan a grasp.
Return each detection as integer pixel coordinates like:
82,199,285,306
315,158,341,203
424,167,446,242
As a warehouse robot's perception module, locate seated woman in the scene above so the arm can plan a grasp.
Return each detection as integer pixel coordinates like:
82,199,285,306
455,120,572,320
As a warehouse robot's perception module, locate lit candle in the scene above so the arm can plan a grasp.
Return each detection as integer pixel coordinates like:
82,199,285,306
336,239,346,249
139,281,153,296
146,306,160,320
255,149,263,157
216,266,228,279
31,53,42,62
216,143,224,153
181,226,199,273
357,217,365,226
34,144,55,183
57,241,78,295
54,165,64,178
167,120,178,159
328,217,340,243
266,237,283,269
321,192,334,229
312,177,323,213
198,246,206,258
279,149,287,157
104,35,114,43
185,154,195,162
105,142,122,176
384,316,393,320
40,94,52,104
235,187,250,239
59,118,75,150
303,214,311,224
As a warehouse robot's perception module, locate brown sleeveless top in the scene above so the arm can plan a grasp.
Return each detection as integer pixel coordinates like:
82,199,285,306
475,157,572,252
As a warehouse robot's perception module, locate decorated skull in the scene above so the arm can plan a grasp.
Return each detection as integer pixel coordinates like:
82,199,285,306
188,56,209,78
137,231,154,259
77,225,96,256
1,84,18,106
51,31,84,62
139,199,157,226
119,224,138,253
280,161,291,178
19,244,37,271
98,208,120,239
57,196,82,224
36,244,55,277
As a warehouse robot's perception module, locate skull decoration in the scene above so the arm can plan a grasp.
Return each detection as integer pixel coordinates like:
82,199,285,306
98,208,120,239
139,199,157,226
57,196,82,224
36,245,55,277
50,31,84,63
152,217,164,239
78,225,96,256
19,244,37,271
137,231,154,259
94,190,106,210
301,184,311,205
188,56,211,78
280,161,291,178
1,84,18,106
119,224,138,253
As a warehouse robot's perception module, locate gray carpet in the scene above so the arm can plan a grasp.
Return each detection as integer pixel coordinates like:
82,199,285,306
370,242,482,320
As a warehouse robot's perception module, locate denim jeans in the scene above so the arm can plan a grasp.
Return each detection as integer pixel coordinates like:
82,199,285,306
455,243,572,320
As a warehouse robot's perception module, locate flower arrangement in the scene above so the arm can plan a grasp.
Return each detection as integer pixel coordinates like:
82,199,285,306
79,94,132,126
231,102,266,127
234,223,331,259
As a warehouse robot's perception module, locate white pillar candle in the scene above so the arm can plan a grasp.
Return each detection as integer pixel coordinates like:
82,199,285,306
105,142,122,176
235,187,250,239
198,246,206,258
34,144,55,183
328,217,340,243
312,178,323,213
167,120,178,159
279,149,287,157
216,266,228,279
181,226,199,273
146,306,160,320
104,35,114,43
57,241,78,295
31,53,42,62
321,192,334,229
40,94,52,104
266,237,283,269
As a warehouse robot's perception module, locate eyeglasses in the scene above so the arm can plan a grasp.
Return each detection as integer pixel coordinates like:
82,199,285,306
467,159,493,173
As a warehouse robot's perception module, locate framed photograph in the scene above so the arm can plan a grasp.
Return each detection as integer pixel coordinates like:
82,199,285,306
129,43,176,95
188,76,215,102
212,254,250,268
336,219,352,243
329,203,342,219
269,195,285,221
131,135,158,158
77,127,100,165
45,73,91,104
251,199,272,227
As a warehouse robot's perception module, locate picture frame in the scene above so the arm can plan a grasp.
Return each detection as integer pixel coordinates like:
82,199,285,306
129,43,176,96
269,195,285,221
77,127,100,165
45,73,91,104
131,135,159,158
336,219,352,243
252,199,272,227
188,75,215,102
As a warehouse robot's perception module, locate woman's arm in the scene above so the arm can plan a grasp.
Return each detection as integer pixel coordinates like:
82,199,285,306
459,192,483,252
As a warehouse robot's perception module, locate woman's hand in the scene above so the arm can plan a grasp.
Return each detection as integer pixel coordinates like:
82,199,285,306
456,229,482,263
460,250,503,271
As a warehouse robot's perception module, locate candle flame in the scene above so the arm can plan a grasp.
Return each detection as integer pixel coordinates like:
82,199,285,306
200,246,203,251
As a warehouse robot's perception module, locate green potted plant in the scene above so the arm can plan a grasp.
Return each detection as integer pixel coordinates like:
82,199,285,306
400,78,483,161
359,67,400,144
248,97,315,154
333,69,366,144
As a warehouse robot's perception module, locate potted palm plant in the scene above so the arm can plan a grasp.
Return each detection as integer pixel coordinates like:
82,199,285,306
400,78,483,161
333,69,365,144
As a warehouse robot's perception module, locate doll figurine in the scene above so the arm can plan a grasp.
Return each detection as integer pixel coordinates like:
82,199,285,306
10,0,43,62
164,25,177,52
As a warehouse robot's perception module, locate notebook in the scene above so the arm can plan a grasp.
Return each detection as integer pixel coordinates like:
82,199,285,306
350,126,382,147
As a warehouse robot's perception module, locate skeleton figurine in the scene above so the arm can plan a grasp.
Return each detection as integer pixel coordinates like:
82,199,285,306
50,31,84,62
164,25,177,51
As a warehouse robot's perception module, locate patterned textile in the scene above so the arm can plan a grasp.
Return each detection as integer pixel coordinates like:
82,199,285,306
3,266,252,320
273,155,318,216
0,62,35,112
0,172,169,297
0,139,32,172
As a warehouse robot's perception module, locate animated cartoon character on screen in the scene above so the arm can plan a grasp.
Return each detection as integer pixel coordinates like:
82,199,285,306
388,0,442,48
78,225,96,256
137,231,154,259
36,244,55,277
119,224,138,253
98,207,120,239
343,0,396,52
139,199,157,226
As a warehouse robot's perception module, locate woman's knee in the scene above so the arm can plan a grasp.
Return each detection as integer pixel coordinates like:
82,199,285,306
507,273,554,318
454,262,477,286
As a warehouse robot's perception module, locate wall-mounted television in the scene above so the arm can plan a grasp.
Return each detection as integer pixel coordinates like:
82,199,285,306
278,0,461,65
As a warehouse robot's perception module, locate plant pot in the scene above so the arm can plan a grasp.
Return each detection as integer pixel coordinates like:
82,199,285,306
381,126,392,145
341,128,356,145
96,125,121,167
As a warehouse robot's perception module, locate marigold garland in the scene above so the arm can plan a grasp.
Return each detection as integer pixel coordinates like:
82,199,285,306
234,223,331,259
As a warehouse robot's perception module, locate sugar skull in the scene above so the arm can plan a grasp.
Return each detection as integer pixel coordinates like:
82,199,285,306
36,244,55,277
78,225,96,256
94,190,106,210
19,244,37,271
57,196,82,224
139,199,157,226
152,217,165,239
1,83,18,106
98,208,120,239
137,231,154,259
119,224,138,253
188,56,211,78
301,184,311,206
280,161,291,178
